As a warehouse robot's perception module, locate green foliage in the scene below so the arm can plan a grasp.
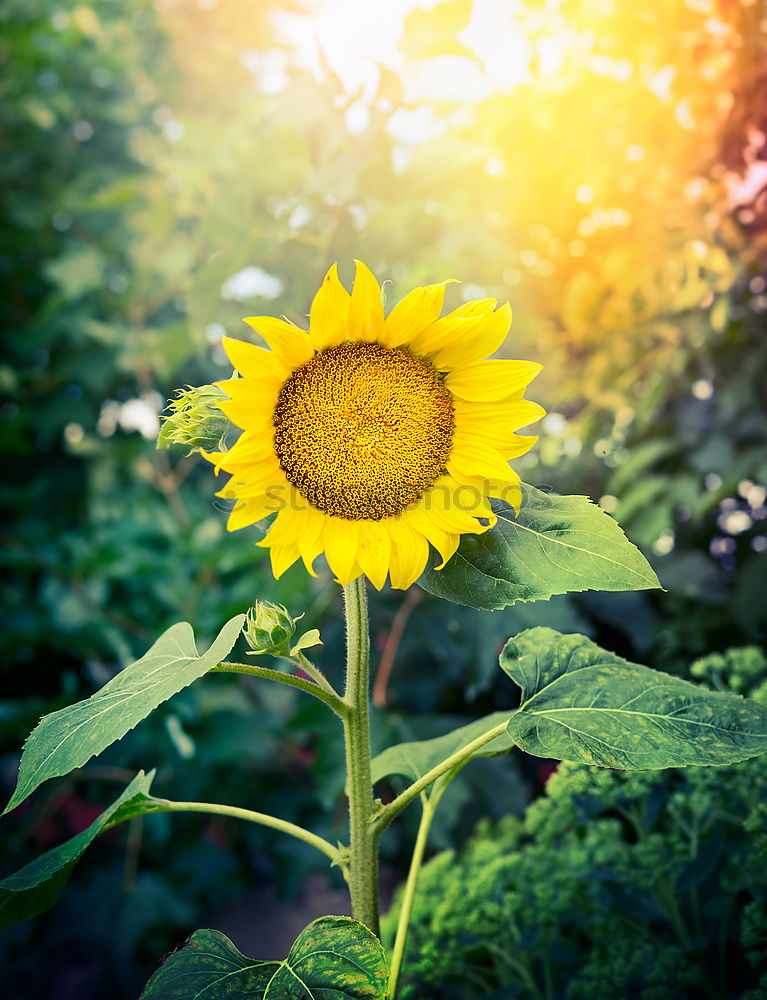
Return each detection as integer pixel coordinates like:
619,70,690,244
140,917,389,1000
0,771,155,929
4,616,245,813
502,628,767,768
418,486,661,610
690,646,767,703
386,751,767,999
2,0,767,993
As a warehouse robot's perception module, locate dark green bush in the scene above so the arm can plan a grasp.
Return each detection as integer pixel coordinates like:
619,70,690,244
386,647,767,1000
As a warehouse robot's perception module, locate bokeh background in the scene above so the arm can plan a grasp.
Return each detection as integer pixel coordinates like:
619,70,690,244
1,0,766,997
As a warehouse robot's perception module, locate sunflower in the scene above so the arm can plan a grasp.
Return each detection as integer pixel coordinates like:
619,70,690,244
206,261,544,590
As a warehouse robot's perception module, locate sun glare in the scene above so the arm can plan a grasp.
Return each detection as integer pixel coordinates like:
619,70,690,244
275,0,537,101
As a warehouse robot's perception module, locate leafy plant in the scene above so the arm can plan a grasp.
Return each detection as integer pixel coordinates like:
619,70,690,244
384,649,767,999
3,1,767,995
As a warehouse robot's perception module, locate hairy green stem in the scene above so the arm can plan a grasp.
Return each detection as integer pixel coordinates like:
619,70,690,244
342,578,380,935
111,798,340,864
214,661,347,718
295,651,339,698
372,720,510,834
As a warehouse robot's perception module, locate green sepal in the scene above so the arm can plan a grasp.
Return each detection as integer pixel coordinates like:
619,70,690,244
139,917,389,999
4,615,245,813
290,628,323,657
157,383,231,455
418,484,662,610
501,628,767,769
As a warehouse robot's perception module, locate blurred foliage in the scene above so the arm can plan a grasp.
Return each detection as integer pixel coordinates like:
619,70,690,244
1,0,766,995
385,647,767,1000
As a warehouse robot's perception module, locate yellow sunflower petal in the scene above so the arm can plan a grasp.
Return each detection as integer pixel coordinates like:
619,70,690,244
214,375,281,411
201,449,229,474
217,453,282,494
405,487,481,564
402,506,452,558
454,398,546,436
432,302,512,370
269,542,301,579
446,470,523,512
446,359,543,401
451,297,497,318
222,336,288,380
429,529,461,570
494,479,522,511
408,312,489,359
452,427,539,463
295,506,326,577
388,519,430,589
225,495,274,531
355,520,392,591
242,316,314,370
448,439,518,482
309,263,351,351
380,280,454,347
220,433,278,467
211,429,274,465
256,508,301,548
347,259,384,343
215,394,279,431
323,517,362,584
417,477,496,534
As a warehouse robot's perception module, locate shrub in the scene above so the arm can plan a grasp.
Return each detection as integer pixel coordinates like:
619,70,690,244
386,648,767,1000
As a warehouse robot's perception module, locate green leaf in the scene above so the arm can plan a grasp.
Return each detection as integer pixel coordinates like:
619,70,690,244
0,771,157,929
4,615,246,814
371,712,513,786
501,628,767,769
418,484,662,611
140,917,389,999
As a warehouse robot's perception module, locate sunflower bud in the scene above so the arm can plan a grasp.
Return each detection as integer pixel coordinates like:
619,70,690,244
157,384,230,455
243,602,298,656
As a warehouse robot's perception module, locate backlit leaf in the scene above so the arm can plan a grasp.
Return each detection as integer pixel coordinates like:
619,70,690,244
4,615,245,813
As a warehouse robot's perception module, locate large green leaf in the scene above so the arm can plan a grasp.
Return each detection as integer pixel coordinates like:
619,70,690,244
0,771,157,929
371,711,513,786
501,628,767,769
417,484,661,610
140,917,388,999
4,615,245,813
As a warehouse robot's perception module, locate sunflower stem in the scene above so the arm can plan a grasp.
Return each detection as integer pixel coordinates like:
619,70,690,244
342,577,380,936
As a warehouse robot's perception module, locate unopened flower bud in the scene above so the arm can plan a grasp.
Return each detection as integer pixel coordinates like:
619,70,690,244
243,602,298,656
157,384,230,455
